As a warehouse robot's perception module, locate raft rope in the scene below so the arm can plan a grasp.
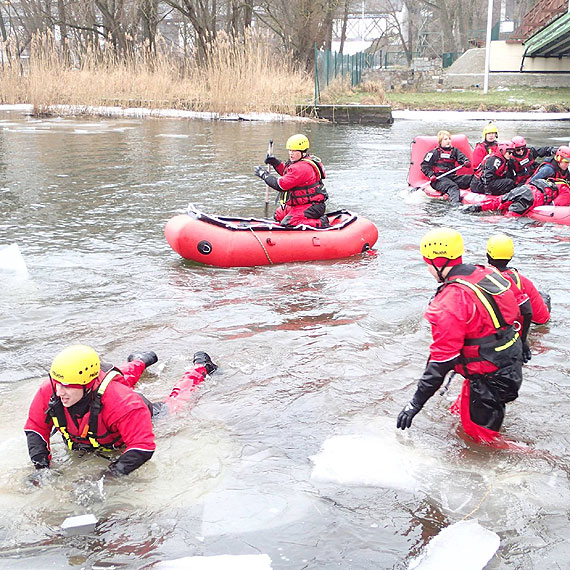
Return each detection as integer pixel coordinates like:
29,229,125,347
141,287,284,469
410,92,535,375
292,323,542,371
248,227,273,265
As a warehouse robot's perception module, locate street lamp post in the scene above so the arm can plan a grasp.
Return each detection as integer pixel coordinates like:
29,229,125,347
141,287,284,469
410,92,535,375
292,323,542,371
483,0,494,94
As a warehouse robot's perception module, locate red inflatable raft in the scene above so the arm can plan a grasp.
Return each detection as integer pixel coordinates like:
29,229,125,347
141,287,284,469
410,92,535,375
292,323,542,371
165,205,379,267
408,135,570,225
407,134,474,189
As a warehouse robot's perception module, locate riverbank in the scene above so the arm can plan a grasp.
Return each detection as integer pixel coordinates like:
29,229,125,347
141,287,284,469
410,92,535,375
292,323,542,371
3,103,570,124
385,87,570,113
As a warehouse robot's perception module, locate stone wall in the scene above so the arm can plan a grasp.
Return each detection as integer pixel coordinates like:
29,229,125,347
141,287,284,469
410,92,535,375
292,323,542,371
364,57,444,92
364,48,570,91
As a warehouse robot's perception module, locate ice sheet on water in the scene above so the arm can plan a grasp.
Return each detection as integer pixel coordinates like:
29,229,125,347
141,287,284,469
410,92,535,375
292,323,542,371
0,243,28,275
155,553,272,569
200,488,313,536
309,434,430,492
408,519,500,570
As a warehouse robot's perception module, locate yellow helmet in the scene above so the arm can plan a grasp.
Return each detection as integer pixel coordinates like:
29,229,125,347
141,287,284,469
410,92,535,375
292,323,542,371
286,134,310,152
482,122,498,137
421,227,464,261
49,345,100,386
487,234,514,260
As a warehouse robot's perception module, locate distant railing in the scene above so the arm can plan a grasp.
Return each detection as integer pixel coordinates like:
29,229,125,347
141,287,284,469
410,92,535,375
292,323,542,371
314,44,379,105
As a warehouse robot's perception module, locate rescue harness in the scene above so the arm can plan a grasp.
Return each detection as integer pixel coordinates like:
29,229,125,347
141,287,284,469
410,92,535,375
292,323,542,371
445,269,521,369
46,367,123,452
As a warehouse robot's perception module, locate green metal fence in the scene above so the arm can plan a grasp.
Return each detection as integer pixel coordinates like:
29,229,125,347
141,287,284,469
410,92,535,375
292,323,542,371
442,52,462,68
314,44,378,105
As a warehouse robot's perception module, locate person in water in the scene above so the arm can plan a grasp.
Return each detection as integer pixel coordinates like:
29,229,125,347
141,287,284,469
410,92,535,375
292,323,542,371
396,227,532,443
254,134,329,228
420,130,472,205
486,234,551,325
461,178,570,217
472,122,499,169
24,345,218,477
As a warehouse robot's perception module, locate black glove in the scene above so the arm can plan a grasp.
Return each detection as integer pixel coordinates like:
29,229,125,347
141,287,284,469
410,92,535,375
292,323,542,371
397,401,422,430
461,204,482,214
522,342,532,364
254,165,268,181
264,155,280,168
539,291,551,312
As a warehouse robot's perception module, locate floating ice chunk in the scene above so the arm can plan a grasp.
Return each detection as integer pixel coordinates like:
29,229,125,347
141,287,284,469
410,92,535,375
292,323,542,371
310,435,423,492
408,519,500,570
61,513,98,536
155,553,273,569
0,244,28,275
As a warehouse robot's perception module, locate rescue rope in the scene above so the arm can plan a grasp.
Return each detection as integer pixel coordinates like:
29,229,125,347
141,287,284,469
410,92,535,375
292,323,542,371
248,227,273,264
461,482,493,521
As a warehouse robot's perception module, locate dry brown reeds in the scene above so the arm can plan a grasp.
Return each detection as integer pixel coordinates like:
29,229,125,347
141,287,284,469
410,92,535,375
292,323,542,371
319,75,386,105
0,30,313,115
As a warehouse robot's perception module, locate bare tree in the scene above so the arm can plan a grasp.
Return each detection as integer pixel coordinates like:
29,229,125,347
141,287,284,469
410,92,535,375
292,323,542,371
162,0,217,61
255,0,343,69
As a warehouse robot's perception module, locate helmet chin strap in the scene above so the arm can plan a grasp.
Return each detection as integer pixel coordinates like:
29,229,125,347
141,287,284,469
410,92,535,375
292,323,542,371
430,258,451,282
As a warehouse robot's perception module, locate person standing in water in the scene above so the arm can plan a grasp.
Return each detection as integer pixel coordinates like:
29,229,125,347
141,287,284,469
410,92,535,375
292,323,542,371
396,228,532,443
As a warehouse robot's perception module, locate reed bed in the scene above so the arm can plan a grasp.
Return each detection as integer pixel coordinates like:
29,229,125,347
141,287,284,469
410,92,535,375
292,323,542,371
0,31,313,116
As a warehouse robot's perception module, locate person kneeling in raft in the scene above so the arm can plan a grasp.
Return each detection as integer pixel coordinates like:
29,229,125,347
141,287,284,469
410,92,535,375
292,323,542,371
254,134,329,228
25,345,218,479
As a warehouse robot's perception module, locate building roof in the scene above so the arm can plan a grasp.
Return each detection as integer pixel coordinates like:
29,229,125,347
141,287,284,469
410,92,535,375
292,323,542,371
510,0,570,58
523,11,570,56
511,0,568,41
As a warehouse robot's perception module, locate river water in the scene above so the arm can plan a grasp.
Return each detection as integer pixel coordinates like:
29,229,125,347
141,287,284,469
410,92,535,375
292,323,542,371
0,110,569,569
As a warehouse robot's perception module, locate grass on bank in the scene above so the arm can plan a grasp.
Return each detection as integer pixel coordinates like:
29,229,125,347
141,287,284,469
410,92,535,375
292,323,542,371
381,87,570,112
319,78,570,112
0,31,313,115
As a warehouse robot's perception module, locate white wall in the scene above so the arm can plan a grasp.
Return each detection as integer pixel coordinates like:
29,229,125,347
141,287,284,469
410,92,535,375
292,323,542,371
490,40,570,72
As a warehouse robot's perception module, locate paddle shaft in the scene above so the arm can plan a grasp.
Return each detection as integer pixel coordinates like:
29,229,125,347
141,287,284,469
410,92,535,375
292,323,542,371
415,164,463,190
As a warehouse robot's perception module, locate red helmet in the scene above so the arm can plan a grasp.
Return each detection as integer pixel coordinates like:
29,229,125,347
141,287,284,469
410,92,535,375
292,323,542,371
555,146,570,163
511,136,527,149
498,141,515,156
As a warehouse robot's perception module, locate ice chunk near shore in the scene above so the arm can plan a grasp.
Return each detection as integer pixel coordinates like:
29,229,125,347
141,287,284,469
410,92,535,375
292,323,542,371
408,519,500,570
0,244,28,275
155,554,273,569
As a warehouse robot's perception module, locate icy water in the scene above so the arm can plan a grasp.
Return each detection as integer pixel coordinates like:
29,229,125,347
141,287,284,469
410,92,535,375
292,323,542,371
0,110,569,569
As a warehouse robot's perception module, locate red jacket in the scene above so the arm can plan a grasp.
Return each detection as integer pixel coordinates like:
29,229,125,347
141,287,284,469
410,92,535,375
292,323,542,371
502,268,550,324
25,363,155,472
275,157,327,206
425,265,525,376
472,141,498,169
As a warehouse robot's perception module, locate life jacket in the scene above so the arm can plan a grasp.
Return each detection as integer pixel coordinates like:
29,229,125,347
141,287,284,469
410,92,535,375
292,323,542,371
540,158,570,182
503,267,521,289
46,365,125,452
430,147,457,175
475,153,509,180
442,267,523,402
511,148,536,184
286,156,328,206
531,179,560,204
